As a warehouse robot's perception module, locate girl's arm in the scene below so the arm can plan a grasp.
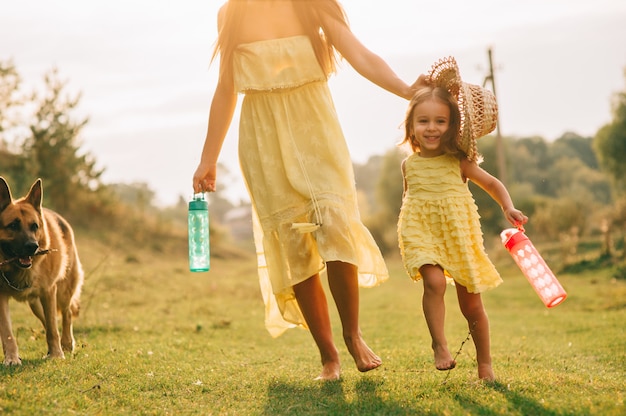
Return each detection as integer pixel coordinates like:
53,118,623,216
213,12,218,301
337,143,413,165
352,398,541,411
192,6,238,194
320,14,425,100
461,158,528,227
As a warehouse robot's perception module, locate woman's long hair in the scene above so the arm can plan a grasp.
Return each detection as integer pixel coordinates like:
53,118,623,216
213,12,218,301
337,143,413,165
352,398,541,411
212,0,349,78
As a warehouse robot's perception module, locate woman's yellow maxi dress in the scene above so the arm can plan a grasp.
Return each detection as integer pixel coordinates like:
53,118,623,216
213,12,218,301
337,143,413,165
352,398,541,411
233,35,388,337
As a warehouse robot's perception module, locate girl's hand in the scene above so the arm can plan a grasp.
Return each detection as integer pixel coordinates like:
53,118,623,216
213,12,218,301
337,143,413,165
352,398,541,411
504,208,528,228
193,163,217,193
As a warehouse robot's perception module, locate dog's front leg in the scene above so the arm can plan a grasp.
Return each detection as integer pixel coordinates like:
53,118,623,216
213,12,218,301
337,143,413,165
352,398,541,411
0,293,21,365
39,285,64,359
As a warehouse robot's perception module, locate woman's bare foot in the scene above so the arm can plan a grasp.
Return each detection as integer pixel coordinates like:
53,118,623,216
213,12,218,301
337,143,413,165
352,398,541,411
433,344,456,370
478,363,495,381
314,360,341,381
344,335,382,372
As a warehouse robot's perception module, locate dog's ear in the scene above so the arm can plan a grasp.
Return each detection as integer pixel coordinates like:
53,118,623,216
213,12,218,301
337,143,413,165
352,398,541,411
25,178,43,214
0,177,12,212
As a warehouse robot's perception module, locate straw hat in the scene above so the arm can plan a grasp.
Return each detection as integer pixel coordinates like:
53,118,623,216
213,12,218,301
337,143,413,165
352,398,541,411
427,56,498,162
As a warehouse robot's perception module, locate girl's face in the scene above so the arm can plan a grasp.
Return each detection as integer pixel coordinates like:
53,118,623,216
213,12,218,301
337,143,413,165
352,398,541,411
410,98,450,157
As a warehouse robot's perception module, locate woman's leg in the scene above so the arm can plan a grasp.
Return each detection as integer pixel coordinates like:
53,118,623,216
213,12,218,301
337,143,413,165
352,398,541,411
293,273,341,380
455,284,495,381
326,261,381,372
420,264,456,370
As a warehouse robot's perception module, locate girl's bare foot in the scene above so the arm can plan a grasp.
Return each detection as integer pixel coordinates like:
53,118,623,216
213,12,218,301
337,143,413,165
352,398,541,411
433,344,456,370
315,360,341,381
478,363,495,381
344,335,382,372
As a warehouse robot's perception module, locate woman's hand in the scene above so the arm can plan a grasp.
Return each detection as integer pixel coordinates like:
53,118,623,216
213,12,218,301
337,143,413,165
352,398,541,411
193,163,218,193
408,74,430,97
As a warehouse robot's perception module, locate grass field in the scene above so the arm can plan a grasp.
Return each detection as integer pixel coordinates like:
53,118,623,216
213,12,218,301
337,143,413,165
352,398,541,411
0,233,624,415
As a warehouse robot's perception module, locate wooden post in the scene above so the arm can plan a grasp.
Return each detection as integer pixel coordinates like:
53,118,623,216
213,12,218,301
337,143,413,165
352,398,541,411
483,47,507,185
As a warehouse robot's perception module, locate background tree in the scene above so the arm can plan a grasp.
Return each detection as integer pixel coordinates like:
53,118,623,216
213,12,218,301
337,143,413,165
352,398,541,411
375,148,405,253
594,70,626,194
507,136,551,195
0,60,21,139
355,155,385,251
375,149,405,219
354,154,384,212
0,60,29,189
0,61,119,230
23,67,104,215
546,157,611,205
550,132,599,170
593,69,626,263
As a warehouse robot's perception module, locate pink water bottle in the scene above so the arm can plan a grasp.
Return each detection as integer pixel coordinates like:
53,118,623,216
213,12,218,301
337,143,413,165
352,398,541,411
501,227,567,308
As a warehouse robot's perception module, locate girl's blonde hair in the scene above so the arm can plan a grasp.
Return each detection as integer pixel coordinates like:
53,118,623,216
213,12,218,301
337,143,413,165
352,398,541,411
401,86,463,157
212,0,349,79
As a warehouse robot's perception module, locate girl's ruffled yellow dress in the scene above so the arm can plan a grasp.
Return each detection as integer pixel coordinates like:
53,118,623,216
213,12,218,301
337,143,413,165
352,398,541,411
398,153,502,293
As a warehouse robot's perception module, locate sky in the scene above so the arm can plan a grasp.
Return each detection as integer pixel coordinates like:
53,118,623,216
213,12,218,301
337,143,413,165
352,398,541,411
2,0,626,206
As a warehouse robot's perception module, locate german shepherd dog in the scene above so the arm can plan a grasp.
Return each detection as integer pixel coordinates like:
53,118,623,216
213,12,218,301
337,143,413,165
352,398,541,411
0,177,84,365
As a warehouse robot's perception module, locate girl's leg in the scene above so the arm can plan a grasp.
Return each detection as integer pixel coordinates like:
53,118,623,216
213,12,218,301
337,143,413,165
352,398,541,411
293,274,341,380
455,284,495,381
326,261,381,372
420,264,456,370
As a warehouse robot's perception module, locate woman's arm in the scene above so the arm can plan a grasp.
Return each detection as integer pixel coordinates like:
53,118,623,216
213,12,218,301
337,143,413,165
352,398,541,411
461,158,528,226
193,77,237,193
321,14,425,100
192,5,238,193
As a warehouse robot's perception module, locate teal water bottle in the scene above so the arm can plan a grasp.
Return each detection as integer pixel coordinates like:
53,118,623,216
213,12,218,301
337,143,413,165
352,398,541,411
188,193,210,272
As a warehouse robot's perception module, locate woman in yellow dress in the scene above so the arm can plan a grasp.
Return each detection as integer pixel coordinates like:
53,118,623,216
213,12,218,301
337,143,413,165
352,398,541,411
192,0,424,381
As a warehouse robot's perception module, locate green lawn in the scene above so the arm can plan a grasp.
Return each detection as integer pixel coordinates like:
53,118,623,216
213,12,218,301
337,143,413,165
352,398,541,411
0,234,624,415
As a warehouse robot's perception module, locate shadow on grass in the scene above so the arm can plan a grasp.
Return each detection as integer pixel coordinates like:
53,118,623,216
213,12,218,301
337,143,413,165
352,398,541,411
451,381,578,416
73,325,124,335
264,377,409,415
0,357,47,374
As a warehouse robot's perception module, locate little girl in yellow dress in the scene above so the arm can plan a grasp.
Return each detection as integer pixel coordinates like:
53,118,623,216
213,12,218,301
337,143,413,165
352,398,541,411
397,57,528,381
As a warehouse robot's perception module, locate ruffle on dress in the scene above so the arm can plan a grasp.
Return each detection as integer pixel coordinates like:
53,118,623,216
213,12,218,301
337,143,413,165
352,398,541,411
253,200,387,336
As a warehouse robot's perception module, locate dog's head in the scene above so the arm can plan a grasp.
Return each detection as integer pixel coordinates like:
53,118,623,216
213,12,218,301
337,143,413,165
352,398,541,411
0,177,44,269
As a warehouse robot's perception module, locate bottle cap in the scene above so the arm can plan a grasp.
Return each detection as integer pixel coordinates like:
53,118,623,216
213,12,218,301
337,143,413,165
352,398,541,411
189,193,208,210
501,227,528,250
